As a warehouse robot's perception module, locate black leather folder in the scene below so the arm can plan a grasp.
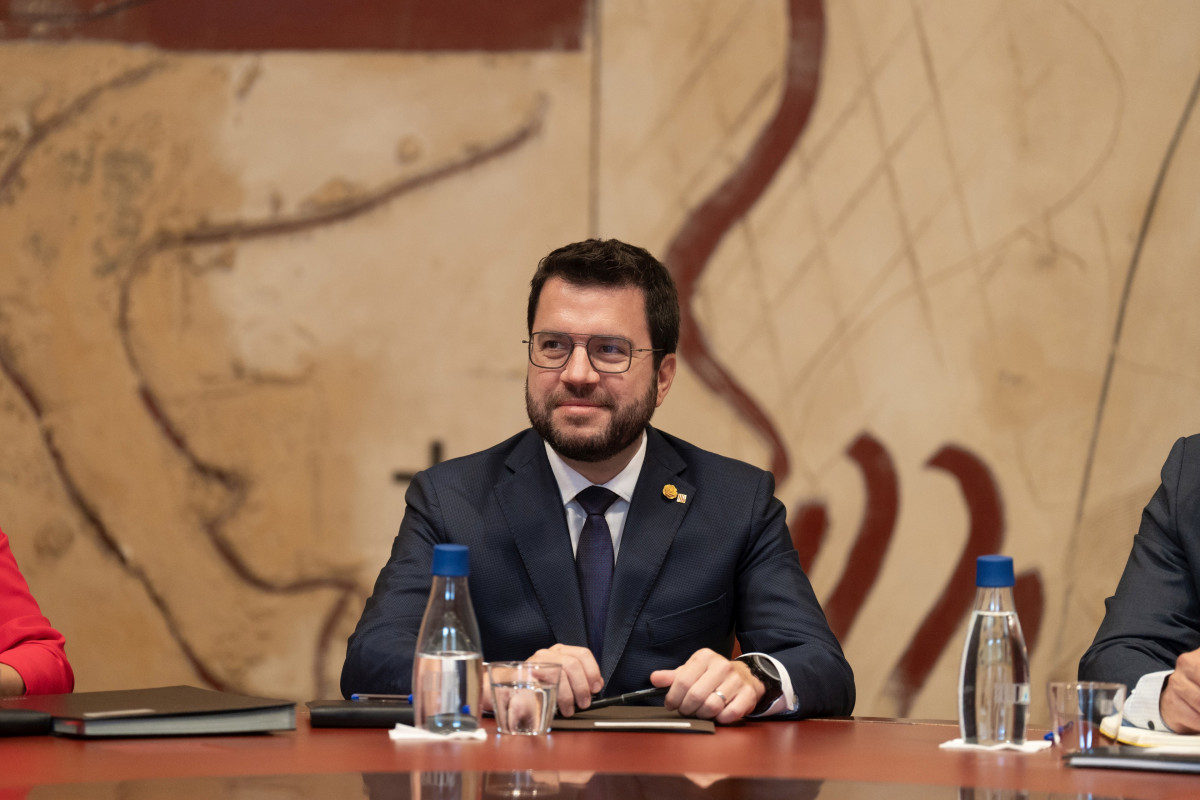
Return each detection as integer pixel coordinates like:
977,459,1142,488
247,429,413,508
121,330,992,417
307,699,414,728
0,708,54,736
0,685,294,738
1067,745,1200,774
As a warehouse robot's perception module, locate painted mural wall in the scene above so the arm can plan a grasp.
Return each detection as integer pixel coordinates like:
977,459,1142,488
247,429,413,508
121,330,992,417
2,0,1199,724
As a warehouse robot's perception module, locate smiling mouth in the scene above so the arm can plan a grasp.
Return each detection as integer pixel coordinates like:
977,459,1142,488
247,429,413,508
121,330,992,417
553,391,608,407
555,397,609,414
558,403,605,413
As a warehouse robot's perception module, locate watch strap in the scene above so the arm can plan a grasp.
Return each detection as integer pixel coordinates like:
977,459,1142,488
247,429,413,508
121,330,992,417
739,654,783,715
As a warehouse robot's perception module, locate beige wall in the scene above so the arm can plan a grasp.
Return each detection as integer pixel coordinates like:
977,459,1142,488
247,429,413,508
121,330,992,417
2,0,1199,724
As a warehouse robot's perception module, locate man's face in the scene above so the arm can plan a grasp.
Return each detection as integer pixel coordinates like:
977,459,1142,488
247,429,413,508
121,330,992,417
525,277,676,468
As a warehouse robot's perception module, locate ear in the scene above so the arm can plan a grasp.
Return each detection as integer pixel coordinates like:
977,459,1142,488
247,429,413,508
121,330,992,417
655,353,677,407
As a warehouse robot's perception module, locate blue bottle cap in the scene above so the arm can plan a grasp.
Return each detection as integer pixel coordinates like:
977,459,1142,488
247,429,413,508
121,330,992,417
431,544,469,577
976,555,1014,587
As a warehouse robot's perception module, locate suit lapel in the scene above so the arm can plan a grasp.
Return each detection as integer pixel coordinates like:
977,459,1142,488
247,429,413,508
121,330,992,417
601,428,693,679
495,431,589,647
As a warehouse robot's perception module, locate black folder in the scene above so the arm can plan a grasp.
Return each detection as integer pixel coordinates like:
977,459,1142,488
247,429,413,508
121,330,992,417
1066,745,1200,774
307,699,414,728
0,708,53,736
0,685,295,738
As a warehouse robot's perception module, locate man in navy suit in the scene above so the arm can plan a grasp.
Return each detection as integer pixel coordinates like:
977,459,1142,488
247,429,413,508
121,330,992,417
1080,434,1200,733
341,239,854,722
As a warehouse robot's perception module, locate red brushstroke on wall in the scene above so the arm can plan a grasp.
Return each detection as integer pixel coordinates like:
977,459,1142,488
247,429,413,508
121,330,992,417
1014,570,1044,656
791,502,828,574
663,0,824,483
0,0,588,51
823,433,900,641
884,445,1005,715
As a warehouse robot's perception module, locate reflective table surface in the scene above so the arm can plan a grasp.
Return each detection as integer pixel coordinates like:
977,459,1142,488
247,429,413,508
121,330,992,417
1,714,1195,800
21,770,1138,799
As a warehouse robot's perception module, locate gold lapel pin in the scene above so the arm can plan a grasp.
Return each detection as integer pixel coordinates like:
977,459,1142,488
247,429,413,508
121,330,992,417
663,485,687,503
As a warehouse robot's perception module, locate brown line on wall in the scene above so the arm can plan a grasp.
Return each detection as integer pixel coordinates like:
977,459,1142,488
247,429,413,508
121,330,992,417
0,342,231,691
105,79,548,697
1,50,545,696
0,60,240,689
662,0,825,483
165,98,547,251
1073,65,1200,528
0,61,166,204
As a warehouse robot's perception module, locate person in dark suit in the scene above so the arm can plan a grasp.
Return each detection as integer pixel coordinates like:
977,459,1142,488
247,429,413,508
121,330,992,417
1079,434,1200,733
341,239,854,722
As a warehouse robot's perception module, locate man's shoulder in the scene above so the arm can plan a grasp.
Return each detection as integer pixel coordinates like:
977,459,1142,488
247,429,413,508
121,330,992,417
1170,434,1200,466
1162,434,1200,501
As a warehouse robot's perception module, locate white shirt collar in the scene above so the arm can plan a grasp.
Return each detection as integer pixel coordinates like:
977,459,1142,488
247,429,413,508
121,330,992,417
544,429,648,504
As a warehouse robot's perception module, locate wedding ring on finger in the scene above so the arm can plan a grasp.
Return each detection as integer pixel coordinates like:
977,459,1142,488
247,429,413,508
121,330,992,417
713,689,730,706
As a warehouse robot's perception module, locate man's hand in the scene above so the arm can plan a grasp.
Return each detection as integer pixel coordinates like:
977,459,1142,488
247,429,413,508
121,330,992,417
649,648,764,724
1162,649,1200,733
527,644,603,717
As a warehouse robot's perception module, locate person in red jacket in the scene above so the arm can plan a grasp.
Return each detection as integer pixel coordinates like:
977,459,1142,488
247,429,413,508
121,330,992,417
0,528,73,696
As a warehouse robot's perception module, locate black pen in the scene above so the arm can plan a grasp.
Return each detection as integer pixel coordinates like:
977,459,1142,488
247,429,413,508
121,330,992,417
584,686,668,710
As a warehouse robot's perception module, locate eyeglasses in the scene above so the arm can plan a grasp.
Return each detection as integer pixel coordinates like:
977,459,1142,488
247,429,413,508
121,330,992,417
524,331,662,374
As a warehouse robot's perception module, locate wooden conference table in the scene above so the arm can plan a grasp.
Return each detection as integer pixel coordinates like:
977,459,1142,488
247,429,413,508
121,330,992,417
0,712,1195,798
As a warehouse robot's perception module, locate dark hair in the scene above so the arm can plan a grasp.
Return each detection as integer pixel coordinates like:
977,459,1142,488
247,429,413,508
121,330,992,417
527,239,680,366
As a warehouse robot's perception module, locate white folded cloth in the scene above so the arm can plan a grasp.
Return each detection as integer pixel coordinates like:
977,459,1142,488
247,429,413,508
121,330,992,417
388,723,488,742
939,737,1052,753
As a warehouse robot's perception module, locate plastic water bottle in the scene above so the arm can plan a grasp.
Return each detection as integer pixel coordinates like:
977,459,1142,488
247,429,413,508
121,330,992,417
958,554,1030,745
412,544,484,733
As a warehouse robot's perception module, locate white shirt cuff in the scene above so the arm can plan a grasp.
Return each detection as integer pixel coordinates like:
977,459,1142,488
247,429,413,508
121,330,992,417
739,652,797,717
1123,670,1174,732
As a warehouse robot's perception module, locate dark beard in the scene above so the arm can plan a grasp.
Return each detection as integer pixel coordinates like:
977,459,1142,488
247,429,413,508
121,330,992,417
526,379,658,463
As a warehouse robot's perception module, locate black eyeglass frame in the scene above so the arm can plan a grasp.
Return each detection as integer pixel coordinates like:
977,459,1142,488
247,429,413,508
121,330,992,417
523,331,663,374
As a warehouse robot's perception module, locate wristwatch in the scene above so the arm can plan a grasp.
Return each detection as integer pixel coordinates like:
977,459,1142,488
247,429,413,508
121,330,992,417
738,654,784,715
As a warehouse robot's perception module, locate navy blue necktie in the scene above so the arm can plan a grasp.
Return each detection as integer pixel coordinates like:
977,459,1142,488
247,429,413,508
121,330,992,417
575,486,619,660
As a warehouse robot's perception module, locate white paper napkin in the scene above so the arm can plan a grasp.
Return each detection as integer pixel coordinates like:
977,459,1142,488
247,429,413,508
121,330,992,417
389,723,488,742
939,737,1052,753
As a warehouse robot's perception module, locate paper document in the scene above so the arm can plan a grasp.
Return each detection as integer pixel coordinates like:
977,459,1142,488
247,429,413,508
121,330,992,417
1100,714,1200,749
